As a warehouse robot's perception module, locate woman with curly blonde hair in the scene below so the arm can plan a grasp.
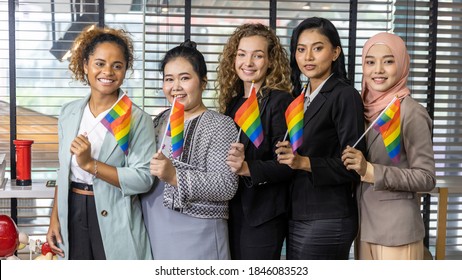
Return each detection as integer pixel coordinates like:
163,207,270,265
46,25,155,259
217,23,292,114
216,23,294,259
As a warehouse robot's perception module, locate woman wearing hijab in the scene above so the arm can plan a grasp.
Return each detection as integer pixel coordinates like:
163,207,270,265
342,32,436,260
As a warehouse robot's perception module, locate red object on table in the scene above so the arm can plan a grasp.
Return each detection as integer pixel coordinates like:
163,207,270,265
0,214,19,257
41,242,56,256
13,139,34,186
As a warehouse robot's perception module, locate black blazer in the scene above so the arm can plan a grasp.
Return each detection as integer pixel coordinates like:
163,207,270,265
291,75,366,220
226,89,294,227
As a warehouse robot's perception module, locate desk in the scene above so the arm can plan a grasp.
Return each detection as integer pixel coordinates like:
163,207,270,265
0,180,55,199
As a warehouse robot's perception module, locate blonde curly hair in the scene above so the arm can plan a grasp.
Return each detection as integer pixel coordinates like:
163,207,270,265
215,23,292,113
68,25,134,84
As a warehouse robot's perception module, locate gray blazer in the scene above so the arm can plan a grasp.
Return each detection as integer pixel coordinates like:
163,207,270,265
152,109,239,219
56,92,155,259
359,96,436,246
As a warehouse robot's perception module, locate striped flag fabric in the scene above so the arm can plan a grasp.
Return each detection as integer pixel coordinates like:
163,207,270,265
285,91,305,152
234,86,264,148
101,94,132,155
169,98,184,158
373,98,401,163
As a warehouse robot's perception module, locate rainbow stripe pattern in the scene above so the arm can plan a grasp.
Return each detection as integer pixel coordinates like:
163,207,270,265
285,92,304,152
234,86,264,148
373,98,401,163
169,98,184,158
101,94,132,155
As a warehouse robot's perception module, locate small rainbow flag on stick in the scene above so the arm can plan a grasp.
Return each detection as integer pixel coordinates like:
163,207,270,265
160,97,184,159
284,85,307,152
352,96,401,163
373,97,401,163
234,83,264,148
169,98,184,158
101,93,132,155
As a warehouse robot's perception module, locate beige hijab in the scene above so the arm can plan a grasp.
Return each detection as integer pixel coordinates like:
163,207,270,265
362,32,411,122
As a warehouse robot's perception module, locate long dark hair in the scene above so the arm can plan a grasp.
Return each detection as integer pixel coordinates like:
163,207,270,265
289,17,350,96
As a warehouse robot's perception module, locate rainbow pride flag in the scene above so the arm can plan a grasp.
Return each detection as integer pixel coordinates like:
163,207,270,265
101,94,132,155
234,86,264,148
373,98,401,163
169,98,184,158
285,92,305,152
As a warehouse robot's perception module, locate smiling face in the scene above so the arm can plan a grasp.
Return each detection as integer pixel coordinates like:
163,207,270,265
83,42,126,97
162,57,206,117
234,35,270,93
295,29,340,89
363,44,399,93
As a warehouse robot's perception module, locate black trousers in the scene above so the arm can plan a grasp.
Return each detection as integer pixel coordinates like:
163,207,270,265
68,182,106,260
229,197,287,260
286,214,358,260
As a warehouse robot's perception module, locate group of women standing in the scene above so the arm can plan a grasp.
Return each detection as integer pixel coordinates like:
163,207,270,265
46,16,435,261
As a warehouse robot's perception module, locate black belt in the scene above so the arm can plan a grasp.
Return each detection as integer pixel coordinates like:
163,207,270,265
71,181,94,191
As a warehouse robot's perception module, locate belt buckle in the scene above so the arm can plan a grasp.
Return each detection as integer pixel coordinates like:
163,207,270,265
84,186,89,191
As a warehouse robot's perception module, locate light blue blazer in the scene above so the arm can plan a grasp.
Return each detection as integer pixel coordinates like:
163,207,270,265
56,92,155,259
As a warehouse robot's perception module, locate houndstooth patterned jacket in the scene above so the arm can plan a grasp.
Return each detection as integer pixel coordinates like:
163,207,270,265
153,109,239,219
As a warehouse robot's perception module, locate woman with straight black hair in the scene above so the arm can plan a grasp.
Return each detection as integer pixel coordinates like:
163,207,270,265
276,17,366,260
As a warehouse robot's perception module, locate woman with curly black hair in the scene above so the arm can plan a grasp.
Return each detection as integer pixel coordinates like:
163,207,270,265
46,26,155,260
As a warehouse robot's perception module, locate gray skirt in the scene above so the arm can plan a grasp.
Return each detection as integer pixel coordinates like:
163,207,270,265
141,180,230,260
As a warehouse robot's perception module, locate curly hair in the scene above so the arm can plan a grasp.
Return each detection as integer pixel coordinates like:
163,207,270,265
68,25,134,85
216,23,292,113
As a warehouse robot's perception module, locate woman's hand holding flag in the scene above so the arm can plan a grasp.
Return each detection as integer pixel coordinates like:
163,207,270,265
341,145,367,176
226,143,249,176
150,150,178,186
275,140,311,172
341,145,375,183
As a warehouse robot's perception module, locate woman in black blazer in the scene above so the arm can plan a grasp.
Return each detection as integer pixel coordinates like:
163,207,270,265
216,23,294,260
276,17,366,260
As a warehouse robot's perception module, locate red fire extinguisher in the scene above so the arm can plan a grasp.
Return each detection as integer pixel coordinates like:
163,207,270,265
13,140,34,186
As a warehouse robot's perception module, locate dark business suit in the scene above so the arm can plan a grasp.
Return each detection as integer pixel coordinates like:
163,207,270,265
226,89,294,260
287,75,366,260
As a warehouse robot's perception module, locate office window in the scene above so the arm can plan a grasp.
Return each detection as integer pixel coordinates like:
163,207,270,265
0,2,9,168
0,1,98,180
394,0,462,184
395,0,462,259
4,0,459,183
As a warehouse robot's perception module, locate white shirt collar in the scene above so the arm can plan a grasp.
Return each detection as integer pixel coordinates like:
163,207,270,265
305,73,334,102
